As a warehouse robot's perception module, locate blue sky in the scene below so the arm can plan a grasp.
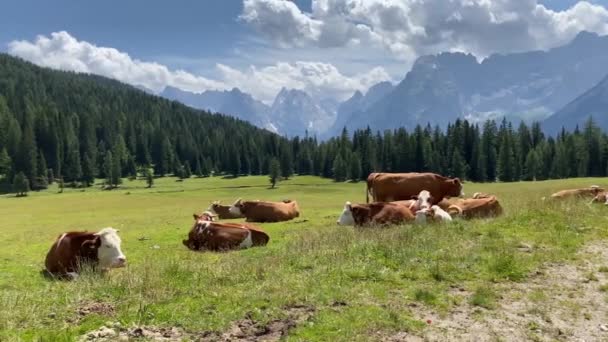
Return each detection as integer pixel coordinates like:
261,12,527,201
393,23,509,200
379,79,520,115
2,0,608,103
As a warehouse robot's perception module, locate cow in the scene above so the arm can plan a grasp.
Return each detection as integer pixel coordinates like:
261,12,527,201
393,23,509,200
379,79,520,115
366,172,463,205
336,201,415,227
447,196,503,219
410,190,434,212
183,213,269,251
549,186,604,200
44,227,126,279
591,192,608,205
206,201,245,219
228,199,300,222
415,205,453,224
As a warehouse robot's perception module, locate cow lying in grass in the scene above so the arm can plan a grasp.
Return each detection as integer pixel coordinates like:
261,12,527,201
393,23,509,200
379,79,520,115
229,198,300,222
207,201,245,219
44,228,126,279
336,201,415,227
414,205,453,224
549,186,604,200
183,212,269,252
591,192,608,205
447,196,503,219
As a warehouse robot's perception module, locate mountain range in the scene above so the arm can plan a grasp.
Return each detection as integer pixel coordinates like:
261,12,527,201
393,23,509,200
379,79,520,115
160,31,608,136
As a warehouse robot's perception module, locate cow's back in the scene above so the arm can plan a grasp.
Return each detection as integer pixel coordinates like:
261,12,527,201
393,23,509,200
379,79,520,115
451,197,502,219
371,173,444,202
44,232,95,275
242,201,299,222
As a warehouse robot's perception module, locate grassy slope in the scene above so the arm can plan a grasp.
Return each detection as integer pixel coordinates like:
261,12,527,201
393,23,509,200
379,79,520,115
1,176,607,341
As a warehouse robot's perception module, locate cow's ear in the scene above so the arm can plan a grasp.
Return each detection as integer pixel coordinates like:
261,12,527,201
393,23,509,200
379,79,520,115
453,178,462,185
411,195,419,200
429,195,435,203
82,236,101,250
193,214,201,220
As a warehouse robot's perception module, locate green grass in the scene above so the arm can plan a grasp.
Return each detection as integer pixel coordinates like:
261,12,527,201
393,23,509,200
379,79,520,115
1,175,608,341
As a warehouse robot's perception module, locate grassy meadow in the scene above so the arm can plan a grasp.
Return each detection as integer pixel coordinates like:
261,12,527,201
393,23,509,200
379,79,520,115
1,175,608,341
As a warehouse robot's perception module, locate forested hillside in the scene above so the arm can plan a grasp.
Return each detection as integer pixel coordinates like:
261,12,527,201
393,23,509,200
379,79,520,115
0,54,607,194
0,54,291,191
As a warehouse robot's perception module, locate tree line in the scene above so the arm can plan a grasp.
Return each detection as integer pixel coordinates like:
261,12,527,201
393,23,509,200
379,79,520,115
1,54,607,195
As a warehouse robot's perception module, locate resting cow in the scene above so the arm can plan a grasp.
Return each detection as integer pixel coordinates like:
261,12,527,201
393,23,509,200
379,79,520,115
366,172,463,204
337,201,415,227
207,201,245,219
591,192,608,205
447,196,503,219
229,199,300,222
550,186,604,200
44,228,126,278
183,212,269,251
415,205,453,224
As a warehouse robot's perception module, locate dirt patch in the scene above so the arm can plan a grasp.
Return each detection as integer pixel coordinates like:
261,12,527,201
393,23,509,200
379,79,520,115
77,301,115,318
80,304,315,341
401,241,608,341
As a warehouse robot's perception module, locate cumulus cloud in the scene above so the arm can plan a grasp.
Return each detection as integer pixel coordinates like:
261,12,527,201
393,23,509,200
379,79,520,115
240,0,608,59
8,31,390,103
8,31,225,93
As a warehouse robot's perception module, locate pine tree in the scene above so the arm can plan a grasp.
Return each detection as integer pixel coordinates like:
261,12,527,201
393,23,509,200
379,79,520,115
202,157,212,177
349,153,362,181
450,150,467,180
64,142,82,184
144,167,154,188
13,172,29,197
81,154,95,187
524,149,539,181
195,158,203,178
269,158,281,188
280,144,294,179
47,168,54,185
126,155,137,180
497,132,516,182
33,149,48,190
332,155,347,182
183,161,192,179
112,150,123,186
0,148,12,179
104,151,120,188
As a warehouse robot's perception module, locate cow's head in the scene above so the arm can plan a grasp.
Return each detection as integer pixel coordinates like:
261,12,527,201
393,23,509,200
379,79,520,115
336,202,355,226
200,210,218,222
207,201,221,213
447,178,464,197
590,185,604,195
229,198,244,216
411,190,433,210
87,228,126,270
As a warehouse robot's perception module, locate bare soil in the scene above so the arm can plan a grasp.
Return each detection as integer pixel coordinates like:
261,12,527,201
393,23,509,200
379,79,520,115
388,242,608,341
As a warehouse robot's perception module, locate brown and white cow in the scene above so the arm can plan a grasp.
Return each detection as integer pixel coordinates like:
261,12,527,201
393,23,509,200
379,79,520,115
336,201,415,227
228,199,300,222
591,192,608,205
44,228,126,278
206,201,245,219
550,186,604,200
366,172,463,204
415,205,453,224
183,213,269,251
447,196,503,219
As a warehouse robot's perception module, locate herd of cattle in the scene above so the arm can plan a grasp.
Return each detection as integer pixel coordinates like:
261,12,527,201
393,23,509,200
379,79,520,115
43,172,608,279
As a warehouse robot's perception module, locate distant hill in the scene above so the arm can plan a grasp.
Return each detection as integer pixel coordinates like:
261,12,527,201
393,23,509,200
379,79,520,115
544,75,608,134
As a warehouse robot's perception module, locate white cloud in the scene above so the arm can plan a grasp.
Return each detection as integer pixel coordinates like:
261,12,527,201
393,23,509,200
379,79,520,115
240,0,608,59
8,31,225,93
7,31,391,104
